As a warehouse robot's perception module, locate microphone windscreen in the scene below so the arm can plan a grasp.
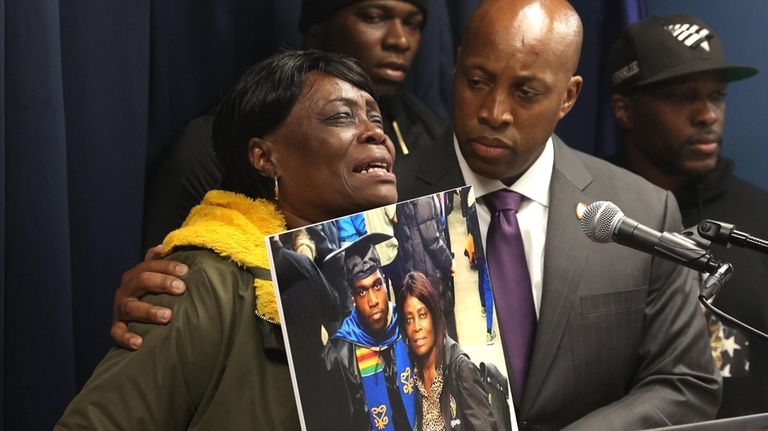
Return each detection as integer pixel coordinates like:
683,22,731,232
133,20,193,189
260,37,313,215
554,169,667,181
580,201,623,243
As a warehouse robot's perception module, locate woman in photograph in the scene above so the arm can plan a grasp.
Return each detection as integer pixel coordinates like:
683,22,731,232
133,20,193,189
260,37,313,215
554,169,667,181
56,49,396,430
397,271,499,431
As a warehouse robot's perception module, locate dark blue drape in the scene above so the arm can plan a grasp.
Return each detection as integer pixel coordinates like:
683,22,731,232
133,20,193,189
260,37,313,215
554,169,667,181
6,2,78,430
556,0,647,157
2,1,642,429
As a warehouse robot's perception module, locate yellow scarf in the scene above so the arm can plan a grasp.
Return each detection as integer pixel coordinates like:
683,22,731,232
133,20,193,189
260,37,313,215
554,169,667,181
162,190,287,324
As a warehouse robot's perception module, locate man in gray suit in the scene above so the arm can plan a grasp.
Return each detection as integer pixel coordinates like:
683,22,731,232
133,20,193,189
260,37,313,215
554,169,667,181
399,1,720,429
114,0,721,428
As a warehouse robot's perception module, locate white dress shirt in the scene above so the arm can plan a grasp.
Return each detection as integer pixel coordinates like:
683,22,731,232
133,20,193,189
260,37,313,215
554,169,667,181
454,135,554,317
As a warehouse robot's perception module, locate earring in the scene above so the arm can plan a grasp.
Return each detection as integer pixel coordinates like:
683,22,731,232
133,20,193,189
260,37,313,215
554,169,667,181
273,176,279,201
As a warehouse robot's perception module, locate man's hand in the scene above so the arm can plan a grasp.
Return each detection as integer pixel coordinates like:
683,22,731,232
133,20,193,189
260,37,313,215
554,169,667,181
111,244,188,350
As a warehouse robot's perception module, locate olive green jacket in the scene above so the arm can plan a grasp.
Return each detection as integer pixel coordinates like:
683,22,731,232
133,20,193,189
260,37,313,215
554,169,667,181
56,248,300,430
57,191,300,430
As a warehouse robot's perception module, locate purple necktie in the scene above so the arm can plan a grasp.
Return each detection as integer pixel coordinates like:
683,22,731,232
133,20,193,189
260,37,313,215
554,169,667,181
483,189,537,396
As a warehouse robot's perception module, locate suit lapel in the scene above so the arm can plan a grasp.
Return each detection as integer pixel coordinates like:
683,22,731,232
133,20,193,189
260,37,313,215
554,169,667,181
416,128,462,185
398,127,465,200
521,137,593,412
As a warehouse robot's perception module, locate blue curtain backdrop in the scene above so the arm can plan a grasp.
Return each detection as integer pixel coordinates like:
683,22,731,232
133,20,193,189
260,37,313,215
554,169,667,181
2,1,643,429
557,0,647,157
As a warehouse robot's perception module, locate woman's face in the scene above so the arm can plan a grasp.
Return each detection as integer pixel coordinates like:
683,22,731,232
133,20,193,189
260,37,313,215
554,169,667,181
403,295,435,359
266,71,397,224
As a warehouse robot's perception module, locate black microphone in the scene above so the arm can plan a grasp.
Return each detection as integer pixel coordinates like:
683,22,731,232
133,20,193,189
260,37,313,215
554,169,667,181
578,201,732,298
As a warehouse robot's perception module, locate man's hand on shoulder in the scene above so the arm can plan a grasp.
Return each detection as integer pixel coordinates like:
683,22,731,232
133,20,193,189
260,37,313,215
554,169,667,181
111,244,189,350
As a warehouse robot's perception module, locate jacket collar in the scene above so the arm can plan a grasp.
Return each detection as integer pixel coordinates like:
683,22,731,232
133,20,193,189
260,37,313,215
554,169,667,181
163,190,287,324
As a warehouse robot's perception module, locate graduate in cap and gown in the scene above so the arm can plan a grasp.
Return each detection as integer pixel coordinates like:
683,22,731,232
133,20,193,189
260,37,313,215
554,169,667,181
319,233,417,431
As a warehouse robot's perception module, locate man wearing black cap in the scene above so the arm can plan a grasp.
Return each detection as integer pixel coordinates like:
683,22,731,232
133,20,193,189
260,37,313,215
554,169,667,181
320,232,417,431
141,0,447,249
608,14,768,418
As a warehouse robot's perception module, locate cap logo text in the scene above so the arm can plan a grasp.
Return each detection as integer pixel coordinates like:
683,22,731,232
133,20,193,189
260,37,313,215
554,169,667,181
665,23,712,52
612,60,639,85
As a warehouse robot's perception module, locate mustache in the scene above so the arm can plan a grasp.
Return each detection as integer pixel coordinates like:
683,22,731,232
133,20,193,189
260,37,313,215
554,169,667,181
684,132,722,146
471,135,513,146
367,305,387,316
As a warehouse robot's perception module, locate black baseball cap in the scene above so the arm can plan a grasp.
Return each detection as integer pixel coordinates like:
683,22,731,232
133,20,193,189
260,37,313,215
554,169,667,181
298,0,429,33
609,14,758,93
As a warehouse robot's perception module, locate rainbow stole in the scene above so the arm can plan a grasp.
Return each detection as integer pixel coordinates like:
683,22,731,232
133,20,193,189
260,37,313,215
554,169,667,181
355,338,416,430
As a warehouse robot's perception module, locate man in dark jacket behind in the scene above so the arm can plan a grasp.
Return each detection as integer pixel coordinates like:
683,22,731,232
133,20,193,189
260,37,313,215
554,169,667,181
607,14,768,418
142,0,448,248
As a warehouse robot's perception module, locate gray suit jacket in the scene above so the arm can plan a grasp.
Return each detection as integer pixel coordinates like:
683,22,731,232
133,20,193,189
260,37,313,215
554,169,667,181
399,134,721,430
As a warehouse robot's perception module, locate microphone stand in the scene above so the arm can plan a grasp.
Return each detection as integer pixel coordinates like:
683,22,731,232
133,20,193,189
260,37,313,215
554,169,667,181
697,219,768,255
682,222,768,341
